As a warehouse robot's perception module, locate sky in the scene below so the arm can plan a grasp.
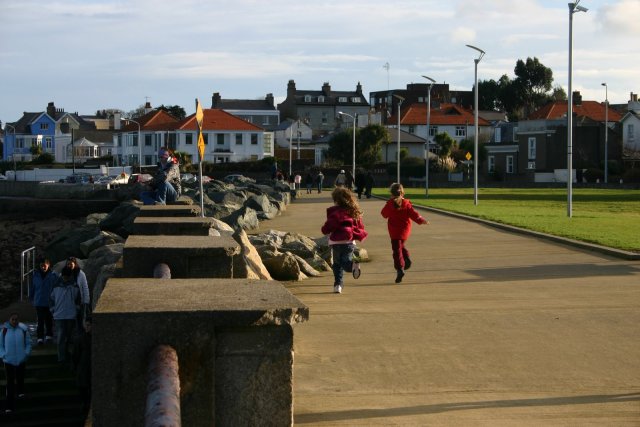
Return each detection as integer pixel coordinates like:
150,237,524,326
1,0,638,124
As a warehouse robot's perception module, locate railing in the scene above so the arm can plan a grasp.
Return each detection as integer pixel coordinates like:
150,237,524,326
20,246,36,301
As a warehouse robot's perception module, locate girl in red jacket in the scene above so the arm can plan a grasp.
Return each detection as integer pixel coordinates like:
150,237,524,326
321,187,368,294
381,183,429,283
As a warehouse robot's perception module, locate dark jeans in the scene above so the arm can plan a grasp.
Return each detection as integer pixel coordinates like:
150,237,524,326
4,362,25,411
55,319,76,362
391,239,410,271
141,181,178,205
35,305,53,339
331,243,355,285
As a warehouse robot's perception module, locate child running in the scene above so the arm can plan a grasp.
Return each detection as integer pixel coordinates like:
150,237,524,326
321,187,368,294
381,183,429,283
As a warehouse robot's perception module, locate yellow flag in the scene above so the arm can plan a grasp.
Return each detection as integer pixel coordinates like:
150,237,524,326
196,99,205,160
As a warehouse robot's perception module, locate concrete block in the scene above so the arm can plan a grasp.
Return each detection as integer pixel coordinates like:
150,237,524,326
92,278,308,427
137,204,201,217
123,235,240,278
133,216,223,236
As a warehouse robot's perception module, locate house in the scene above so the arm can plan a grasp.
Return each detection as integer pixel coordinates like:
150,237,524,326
620,92,640,168
381,128,427,163
277,80,370,137
507,91,622,182
2,102,100,164
211,92,279,128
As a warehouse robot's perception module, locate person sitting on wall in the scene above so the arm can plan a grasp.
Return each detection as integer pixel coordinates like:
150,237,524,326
141,148,182,205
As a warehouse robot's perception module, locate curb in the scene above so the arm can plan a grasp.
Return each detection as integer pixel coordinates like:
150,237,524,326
372,195,640,261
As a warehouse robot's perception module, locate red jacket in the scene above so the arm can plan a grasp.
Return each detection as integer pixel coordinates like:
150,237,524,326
321,206,368,243
380,198,426,240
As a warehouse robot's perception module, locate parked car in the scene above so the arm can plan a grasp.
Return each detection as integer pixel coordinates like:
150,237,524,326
181,173,197,184
0,173,7,180
223,174,245,185
128,173,153,185
62,172,92,184
96,174,129,188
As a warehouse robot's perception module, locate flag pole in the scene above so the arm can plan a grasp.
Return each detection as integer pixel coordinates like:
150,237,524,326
196,98,205,217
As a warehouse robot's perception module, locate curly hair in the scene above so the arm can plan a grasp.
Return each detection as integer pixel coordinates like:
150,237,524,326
331,187,362,220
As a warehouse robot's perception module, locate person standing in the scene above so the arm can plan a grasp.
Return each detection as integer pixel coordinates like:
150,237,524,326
380,183,429,283
29,258,58,345
365,171,375,199
0,313,32,413
294,173,302,195
50,267,80,364
141,147,181,205
66,256,90,329
305,172,314,194
354,170,366,199
345,170,354,191
334,170,347,187
316,171,324,193
321,187,368,294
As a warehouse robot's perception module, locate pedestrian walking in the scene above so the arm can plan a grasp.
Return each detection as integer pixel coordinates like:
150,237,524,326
380,183,429,283
66,257,90,330
305,172,314,194
321,187,368,294
354,170,366,199
49,267,80,364
316,171,324,193
365,171,374,199
334,170,347,187
0,313,32,413
29,258,58,345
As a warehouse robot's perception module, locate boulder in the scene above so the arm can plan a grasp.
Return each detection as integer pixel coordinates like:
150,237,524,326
99,201,141,237
221,206,259,231
244,194,280,220
87,213,108,225
79,231,125,258
262,252,303,281
45,225,101,264
83,243,124,293
232,229,272,280
92,263,119,311
290,253,320,277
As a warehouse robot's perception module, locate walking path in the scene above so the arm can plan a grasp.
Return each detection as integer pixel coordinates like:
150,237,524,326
258,190,640,426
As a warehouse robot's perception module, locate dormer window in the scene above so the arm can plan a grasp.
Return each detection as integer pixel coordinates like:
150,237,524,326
351,97,360,103
318,96,325,103
304,95,312,102
338,96,347,103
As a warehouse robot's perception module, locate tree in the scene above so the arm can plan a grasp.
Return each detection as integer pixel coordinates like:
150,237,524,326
158,105,187,120
328,124,389,167
434,132,456,158
513,57,554,118
477,79,502,111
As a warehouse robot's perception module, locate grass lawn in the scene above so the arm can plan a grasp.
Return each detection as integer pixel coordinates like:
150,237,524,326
372,187,640,252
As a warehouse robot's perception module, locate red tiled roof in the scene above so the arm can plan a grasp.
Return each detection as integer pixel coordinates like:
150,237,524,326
121,110,180,131
528,101,622,122
178,109,264,131
394,103,491,126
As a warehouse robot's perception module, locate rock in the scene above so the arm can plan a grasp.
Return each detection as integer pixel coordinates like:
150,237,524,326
87,213,108,225
290,253,320,277
262,252,302,281
92,263,119,311
79,231,125,258
83,243,124,294
45,224,101,264
99,201,141,238
221,206,259,231
244,194,279,220
232,229,273,280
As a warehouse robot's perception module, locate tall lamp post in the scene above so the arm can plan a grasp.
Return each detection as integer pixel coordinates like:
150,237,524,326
602,82,608,184
393,94,405,184
5,124,16,180
567,1,588,217
466,44,485,206
288,124,293,178
422,75,435,197
121,118,142,173
338,111,357,180
65,117,77,174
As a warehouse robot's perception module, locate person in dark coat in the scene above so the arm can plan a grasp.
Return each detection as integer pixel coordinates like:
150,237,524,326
365,171,375,199
354,170,366,199
29,258,58,345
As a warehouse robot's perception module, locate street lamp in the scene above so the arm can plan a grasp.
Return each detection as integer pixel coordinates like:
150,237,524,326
338,111,357,180
393,94,405,184
567,1,588,217
64,117,77,174
288,123,293,178
121,117,142,173
466,44,485,206
422,75,436,197
602,82,608,184
5,123,16,181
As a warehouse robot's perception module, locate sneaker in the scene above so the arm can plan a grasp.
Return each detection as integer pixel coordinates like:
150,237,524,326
352,262,361,279
395,270,405,284
37,339,44,345
404,257,412,270
333,284,342,294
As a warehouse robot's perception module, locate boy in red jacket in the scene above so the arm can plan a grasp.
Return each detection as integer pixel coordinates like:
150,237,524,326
381,183,429,283
321,187,368,294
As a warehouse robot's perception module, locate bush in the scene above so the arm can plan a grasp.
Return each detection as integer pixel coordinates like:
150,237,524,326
584,168,604,183
622,168,640,183
31,153,55,165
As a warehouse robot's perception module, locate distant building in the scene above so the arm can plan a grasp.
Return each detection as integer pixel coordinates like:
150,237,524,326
211,92,280,128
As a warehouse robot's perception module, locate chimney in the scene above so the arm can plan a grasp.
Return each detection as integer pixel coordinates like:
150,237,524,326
572,91,582,106
144,101,153,114
212,92,222,108
266,93,274,107
113,112,122,130
632,92,638,102
356,81,363,95
322,82,331,97
47,102,56,117
287,80,296,98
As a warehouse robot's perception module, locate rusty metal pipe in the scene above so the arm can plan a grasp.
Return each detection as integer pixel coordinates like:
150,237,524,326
145,345,181,427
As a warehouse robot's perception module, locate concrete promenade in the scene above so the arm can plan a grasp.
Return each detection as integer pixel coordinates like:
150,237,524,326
257,191,640,426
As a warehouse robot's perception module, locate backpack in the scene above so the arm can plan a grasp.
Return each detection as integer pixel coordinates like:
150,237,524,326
2,326,27,347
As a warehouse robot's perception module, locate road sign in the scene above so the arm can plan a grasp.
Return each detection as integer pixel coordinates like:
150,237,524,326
465,152,472,161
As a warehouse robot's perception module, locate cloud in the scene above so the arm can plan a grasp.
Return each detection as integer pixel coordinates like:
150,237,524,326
599,0,640,36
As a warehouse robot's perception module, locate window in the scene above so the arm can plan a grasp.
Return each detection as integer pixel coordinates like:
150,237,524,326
506,155,514,174
304,95,312,102
513,127,518,141
629,124,635,141
145,134,152,146
186,133,193,145
263,134,272,152
418,97,424,103
318,96,325,103
251,134,258,145
408,126,415,134
321,112,328,124
488,156,495,173
528,137,536,159
235,134,243,145
40,123,49,130
45,137,52,149
495,127,502,143
217,134,225,145
203,133,209,145
339,97,347,103
455,126,466,137
351,97,360,103
132,133,138,147
429,126,437,137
